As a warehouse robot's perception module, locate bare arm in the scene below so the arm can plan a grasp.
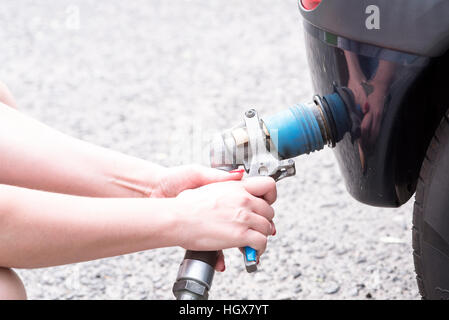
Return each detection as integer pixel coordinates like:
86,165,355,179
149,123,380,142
0,84,275,271
0,101,164,198
0,178,276,269
0,100,247,199
0,184,177,268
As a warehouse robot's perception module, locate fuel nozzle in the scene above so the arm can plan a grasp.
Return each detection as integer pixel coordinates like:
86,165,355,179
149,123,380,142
263,86,357,159
208,86,355,273
211,85,355,169
173,85,357,299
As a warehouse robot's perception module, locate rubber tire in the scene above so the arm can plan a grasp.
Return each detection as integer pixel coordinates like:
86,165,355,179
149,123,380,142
413,110,449,299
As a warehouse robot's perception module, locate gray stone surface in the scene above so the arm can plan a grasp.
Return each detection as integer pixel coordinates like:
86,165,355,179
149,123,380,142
0,0,419,299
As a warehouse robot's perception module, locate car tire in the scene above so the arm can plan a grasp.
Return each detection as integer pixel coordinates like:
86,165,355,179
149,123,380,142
413,110,449,299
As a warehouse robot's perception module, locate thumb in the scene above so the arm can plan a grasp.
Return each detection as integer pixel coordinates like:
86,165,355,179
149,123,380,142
215,250,226,272
242,176,277,204
197,167,244,185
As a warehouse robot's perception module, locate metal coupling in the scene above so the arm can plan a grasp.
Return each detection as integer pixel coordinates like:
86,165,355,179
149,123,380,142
172,257,216,300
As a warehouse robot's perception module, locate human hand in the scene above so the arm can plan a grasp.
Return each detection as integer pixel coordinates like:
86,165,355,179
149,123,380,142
348,77,369,110
152,164,244,198
360,83,387,148
172,176,277,271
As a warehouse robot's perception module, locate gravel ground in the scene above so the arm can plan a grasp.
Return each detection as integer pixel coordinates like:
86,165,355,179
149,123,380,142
0,0,419,299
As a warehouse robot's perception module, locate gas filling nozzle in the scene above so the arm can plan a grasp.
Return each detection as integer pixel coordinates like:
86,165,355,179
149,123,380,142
173,85,356,299
211,86,355,170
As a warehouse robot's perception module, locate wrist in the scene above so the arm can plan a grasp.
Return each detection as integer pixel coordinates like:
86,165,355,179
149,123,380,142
128,197,184,250
369,79,389,91
160,197,186,248
107,158,168,198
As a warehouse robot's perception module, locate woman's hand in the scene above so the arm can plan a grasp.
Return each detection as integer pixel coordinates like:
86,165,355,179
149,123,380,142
171,176,277,271
152,164,244,198
155,165,276,272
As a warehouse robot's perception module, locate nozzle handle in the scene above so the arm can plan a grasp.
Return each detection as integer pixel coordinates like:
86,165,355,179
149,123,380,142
244,246,257,273
184,250,218,267
172,250,218,300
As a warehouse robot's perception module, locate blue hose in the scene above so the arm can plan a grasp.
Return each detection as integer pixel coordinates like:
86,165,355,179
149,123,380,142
263,92,350,159
263,103,325,158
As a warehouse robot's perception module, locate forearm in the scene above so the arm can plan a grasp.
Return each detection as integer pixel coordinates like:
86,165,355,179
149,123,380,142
0,102,165,198
371,60,396,87
344,50,365,81
0,184,179,268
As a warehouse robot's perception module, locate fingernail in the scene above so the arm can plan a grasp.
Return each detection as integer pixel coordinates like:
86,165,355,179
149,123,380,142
229,169,244,174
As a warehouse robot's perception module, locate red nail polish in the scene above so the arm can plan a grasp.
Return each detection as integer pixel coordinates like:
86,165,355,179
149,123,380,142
229,169,245,174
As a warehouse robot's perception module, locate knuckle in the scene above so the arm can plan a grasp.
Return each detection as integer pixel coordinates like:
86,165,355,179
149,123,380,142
238,195,251,207
234,208,251,224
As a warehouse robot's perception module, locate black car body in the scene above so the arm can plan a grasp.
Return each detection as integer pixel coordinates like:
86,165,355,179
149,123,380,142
300,0,449,207
299,0,449,299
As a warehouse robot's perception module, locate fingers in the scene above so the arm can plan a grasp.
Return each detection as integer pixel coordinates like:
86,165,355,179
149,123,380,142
248,195,275,221
242,176,277,205
238,220,275,263
214,250,225,272
361,113,373,148
239,210,273,237
362,102,370,114
194,165,244,186
245,229,268,256
370,112,382,145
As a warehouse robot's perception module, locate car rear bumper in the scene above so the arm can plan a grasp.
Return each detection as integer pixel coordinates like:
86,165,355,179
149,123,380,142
302,21,431,207
299,0,449,57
